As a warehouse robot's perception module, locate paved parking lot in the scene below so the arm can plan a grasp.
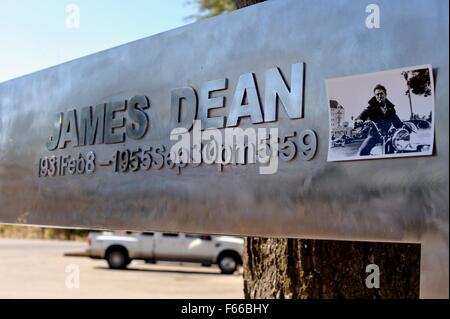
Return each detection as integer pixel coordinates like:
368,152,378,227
0,239,244,298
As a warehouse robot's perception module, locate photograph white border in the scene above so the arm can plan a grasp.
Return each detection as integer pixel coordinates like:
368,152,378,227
326,64,435,162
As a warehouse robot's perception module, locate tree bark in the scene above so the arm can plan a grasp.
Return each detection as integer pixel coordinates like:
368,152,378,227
233,0,421,299
243,238,420,298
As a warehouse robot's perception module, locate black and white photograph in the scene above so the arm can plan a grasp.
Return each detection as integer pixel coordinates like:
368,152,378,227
326,65,435,162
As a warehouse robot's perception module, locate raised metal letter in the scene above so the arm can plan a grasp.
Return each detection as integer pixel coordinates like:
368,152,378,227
126,95,150,140
104,101,126,144
170,87,197,131
227,73,263,127
58,109,79,149
199,78,227,129
264,62,304,122
79,104,105,146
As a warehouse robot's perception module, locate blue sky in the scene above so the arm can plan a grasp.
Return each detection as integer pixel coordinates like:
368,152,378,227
0,0,198,83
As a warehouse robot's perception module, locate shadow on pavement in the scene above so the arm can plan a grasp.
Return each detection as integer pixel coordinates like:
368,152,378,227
93,266,241,277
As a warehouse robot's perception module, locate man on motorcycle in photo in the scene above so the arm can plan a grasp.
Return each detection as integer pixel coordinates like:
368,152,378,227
354,84,404,156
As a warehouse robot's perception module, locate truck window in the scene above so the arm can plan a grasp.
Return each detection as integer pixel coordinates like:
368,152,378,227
186,234,212,241
162,233,178,237
185,234,201,238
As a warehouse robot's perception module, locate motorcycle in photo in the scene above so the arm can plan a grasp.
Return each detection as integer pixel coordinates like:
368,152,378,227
353,120,431,156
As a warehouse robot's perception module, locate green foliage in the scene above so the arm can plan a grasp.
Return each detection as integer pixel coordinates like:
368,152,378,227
187,0,236,20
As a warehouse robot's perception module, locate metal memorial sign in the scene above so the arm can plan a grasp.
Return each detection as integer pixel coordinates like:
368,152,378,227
0,0,448,296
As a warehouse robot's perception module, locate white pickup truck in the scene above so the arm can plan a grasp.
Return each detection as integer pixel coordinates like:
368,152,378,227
86,231,244,274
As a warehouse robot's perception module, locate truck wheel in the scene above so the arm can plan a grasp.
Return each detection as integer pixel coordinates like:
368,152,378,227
106,248,129,269
218,255,238,274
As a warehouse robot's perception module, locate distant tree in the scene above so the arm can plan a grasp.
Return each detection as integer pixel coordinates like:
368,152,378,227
404,68,432,97
188,0,268,20
187,0,236,20
402,68,432,119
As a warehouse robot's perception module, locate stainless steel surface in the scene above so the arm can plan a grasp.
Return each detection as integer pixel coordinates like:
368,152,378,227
0,0,446,242
0,0,448,297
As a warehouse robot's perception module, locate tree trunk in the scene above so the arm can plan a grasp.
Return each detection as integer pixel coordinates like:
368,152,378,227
232,0,421,299
243,238,420,298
